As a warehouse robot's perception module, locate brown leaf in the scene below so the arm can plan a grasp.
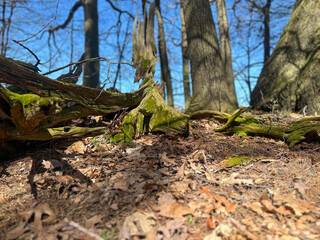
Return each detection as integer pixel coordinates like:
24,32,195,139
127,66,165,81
157,220,188,240
157,202,193,219
274,194,320,216
7,202,57,239
158,192,175,205
206,216,218,230
122,211,156,237
160,152,175,166
176,162,187,179
65,141,86,154
245,202,264,215
293,179,309,197
85,215,103,229
221,173,253,186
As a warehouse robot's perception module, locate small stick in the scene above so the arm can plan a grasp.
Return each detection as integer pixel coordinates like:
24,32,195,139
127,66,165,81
68,220,103,240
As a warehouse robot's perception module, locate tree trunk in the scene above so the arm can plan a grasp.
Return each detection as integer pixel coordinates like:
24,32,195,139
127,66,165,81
155,0,174,107
251,0,320,115
216,0,238,108
180,5,191,110
81,0,100,88
181,0,237,113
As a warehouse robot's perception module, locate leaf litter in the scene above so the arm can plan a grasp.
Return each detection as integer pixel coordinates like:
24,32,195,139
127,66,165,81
0,118,319,239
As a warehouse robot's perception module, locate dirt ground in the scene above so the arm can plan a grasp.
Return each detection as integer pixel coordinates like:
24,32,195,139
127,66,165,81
0,118,319,240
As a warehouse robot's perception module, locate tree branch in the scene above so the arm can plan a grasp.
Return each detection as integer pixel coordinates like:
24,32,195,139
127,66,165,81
105,0,134,20
49,0,82,33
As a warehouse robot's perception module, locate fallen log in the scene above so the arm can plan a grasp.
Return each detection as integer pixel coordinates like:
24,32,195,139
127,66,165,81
191,108,320,148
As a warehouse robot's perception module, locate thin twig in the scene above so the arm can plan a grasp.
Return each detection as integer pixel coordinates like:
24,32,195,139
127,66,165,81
12,40,40,66
14,0,60,43
68,220,103,240
43,57,133,75
92,62,112,103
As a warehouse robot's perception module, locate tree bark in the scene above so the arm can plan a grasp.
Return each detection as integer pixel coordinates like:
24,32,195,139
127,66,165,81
216,0,238,109
180,5,191,110
251,0,320,115
181,0,237,113
155,0,174,107
81,0,100,88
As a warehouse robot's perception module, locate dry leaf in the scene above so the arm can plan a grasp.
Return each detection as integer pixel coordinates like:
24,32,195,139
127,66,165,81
7,202,57,239
293,179,308,197
42,160,54,169
160,152,175,166
221,173,253,186
113,181,129,191
254,178,264,184
206,216,218,229
245,202,264,215
204,223,234,240
274,194,320,216
176,162,187,179
157,202,193,219
198,187,238,214
122,211,156,237
85,215,103,229
157,220,188,240
65,141,86,154
158,192,175,205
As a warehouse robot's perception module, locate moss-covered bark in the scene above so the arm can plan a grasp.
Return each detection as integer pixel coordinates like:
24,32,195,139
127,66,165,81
0,55,147,141
111,83,189,142
214,108,320,148
0,84,109,140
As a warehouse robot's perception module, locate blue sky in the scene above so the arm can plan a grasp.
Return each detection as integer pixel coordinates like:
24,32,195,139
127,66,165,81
4,0,295,109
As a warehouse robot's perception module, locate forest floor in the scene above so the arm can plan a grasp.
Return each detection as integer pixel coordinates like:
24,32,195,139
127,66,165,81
0,116,320,240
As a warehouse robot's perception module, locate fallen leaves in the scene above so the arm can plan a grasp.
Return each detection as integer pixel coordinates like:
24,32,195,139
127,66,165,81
120,211,156,239
1,119,320,240
156,202,193,219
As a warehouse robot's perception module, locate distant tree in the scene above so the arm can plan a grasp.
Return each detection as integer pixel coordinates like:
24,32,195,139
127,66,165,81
49,0,100,88
0,0,19,56
251,0,320,115
155,0,174,107
181,0,238,112
216,0,238,108
180,4,191,110
82,0,99,88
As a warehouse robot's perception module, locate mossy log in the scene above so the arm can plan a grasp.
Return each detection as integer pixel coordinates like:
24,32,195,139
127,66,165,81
0,55,148,141
197,108,320,148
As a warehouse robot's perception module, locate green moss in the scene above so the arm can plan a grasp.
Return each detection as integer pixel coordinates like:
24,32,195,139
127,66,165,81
6,89,63,117
287,126,320,148
220,155,254,167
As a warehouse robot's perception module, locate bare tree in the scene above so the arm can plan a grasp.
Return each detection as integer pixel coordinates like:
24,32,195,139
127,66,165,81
155,0,174,106
49,0,100,88
180,4,191,109
216,0,238,108
181,0,238,112
0,0,19,56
